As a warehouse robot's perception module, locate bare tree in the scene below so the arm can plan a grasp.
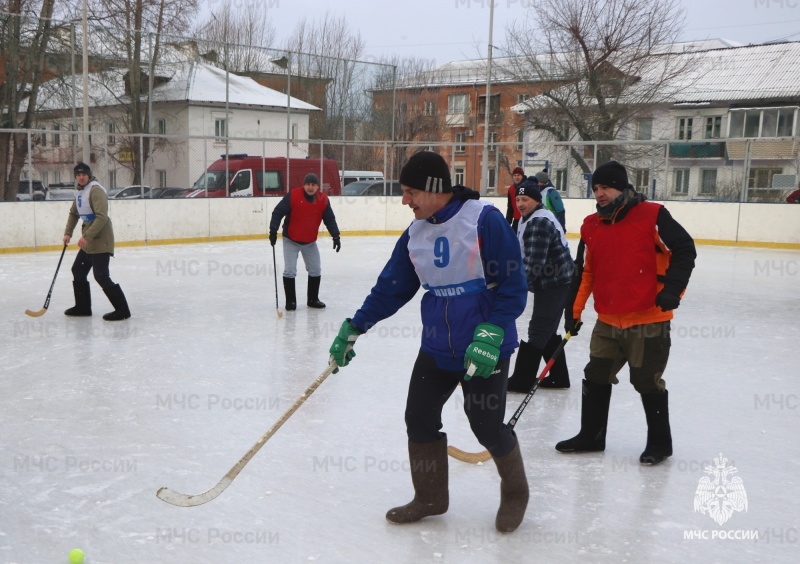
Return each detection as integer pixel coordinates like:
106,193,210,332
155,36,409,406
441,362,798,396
284,11,365,147
80,0,197,185
192,1,276,73
501,0,695,172
0,0,56,200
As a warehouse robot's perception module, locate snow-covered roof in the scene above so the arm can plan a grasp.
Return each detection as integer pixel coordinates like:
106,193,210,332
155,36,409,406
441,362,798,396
31,60,319,113
509,41,800,112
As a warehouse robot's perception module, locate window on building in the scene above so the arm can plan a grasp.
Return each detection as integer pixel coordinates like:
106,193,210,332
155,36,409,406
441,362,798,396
423,101,436,116
454,167,465,186
748,167,783,189
214,118,227,140
488,167,496,189
516,130,524,151
291,123,298,140
488,131,497,152
157,118,166,135
38,128,47,147
634,168,650,190
700,169,717,195
42,171,49,187
705,116,721,139
455,132,466,153
108,170,117,190
673,168,690,194
677,117,693,140
478,94,500,117
729,108,797,138
636,118,653,140
555,169,567,192
158,169,167,188
53,171,61,184
447,93,470,115
517,93,530,104
106,122,116,145
53,123,61,147
70,124,79,147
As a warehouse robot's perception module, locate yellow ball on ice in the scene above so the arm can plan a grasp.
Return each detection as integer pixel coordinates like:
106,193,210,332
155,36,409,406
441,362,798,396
68,548,85,564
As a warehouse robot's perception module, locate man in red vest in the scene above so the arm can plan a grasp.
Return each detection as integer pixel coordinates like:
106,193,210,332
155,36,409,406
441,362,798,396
558,161,696,465
270,173,341,310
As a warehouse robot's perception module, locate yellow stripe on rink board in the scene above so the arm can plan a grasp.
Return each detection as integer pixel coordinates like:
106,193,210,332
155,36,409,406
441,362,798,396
2,232,798,254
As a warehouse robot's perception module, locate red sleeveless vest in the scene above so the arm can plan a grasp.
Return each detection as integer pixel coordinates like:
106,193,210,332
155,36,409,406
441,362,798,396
581,202,663,315
287,188,328,243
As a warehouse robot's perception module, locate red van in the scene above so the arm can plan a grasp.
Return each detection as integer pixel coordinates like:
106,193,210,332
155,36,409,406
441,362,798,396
186,154,341,198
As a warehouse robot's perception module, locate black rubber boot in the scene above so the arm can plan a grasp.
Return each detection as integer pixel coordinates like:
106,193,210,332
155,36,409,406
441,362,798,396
640,391,673,465
102,284,131,321
307,276,326,308
283,277,297,311
492,441,529,533
386,436,449,524
507,341,543,393
539,334,570,388
555,379,612,453
64,281,92,316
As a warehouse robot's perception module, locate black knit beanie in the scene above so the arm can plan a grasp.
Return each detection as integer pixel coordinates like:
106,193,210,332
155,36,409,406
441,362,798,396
399,151,452,193
591,161,628,191
516,181,542,202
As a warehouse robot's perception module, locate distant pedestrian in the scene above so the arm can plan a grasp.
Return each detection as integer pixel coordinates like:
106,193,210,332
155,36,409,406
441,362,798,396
505,166,526,232
535,171,566,231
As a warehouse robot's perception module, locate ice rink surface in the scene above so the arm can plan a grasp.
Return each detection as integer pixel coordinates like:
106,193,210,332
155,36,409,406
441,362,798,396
1,235,798,563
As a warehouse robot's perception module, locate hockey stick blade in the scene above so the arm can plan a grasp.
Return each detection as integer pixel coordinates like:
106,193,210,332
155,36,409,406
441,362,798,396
447,445,491,463
25,307,47,317
156,360,339,507
25,244,67,318
448,332,575,464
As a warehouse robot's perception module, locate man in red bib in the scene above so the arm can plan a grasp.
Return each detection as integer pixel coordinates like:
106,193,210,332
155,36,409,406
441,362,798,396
270,173,341,310
558,161,696,465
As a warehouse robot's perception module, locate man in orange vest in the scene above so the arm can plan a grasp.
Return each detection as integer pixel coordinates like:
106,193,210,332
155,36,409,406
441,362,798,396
558,161,696,465
270,173,341,310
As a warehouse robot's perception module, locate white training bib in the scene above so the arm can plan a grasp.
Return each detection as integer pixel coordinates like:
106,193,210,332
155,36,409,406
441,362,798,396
408,200,491,297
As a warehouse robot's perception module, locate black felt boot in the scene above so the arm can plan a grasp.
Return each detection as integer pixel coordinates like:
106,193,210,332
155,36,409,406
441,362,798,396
102,284,131,321
507,341,543,393
555,380,612,453
640,391,673,465
307,275,325,308
283,277,297,311
64,281,92,317
539,333,570,388
386,436,449,524
492,441,529,533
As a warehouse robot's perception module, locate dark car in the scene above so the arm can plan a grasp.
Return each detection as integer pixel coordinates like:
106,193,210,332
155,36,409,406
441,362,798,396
17,180,47,201
342,180,402,196
151,187,195,199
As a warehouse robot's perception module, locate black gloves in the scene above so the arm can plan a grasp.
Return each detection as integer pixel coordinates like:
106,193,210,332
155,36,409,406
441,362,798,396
269,232,277,247
655,289,681,312
565,318,582,336
333,238,341,253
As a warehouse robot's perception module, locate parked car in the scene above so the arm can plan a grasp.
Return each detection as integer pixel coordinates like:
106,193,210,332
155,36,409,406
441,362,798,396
17,180,47,201
151,187,195,198
342,180,402,196
46,182,76,200
108,185,152,199
340,170,384,186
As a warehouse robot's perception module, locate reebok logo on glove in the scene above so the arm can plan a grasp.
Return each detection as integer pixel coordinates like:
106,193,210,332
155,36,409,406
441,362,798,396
475,327,501,341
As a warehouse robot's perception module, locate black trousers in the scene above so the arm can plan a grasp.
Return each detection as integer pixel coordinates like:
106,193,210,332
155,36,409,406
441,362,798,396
526,284,570,349
405,351,516,457
71,249,115,290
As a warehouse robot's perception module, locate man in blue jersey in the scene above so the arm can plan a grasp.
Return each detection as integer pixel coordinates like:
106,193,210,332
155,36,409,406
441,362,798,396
328,151,529,533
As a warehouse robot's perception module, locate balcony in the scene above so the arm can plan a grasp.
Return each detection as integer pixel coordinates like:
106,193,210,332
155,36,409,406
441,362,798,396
668,142,726,159
446,113,469,127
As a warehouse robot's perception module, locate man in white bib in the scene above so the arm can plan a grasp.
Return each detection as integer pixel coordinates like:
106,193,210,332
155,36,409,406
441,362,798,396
328,151,530,533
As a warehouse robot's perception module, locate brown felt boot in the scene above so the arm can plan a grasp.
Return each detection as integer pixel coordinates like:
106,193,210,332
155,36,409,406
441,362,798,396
386,436,449,524
492,441,529,533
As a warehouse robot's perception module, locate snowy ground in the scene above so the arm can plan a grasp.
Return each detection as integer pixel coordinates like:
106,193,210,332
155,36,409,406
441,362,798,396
1,236,798,563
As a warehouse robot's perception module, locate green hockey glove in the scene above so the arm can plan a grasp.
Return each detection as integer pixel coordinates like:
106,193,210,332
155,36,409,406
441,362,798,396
464,322,505,381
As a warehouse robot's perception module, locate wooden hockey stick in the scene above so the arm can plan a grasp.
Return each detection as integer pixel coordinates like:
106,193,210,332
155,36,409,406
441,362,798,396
25,243,67,318
157,359,338,507
448,331,577,464
273,245,283,319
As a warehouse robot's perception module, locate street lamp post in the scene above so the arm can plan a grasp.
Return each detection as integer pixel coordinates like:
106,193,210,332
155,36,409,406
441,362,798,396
270,54,292,189
480,0,495,196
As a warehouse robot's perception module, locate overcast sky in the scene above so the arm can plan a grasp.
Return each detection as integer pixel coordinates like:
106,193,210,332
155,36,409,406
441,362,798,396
241,0,800,65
